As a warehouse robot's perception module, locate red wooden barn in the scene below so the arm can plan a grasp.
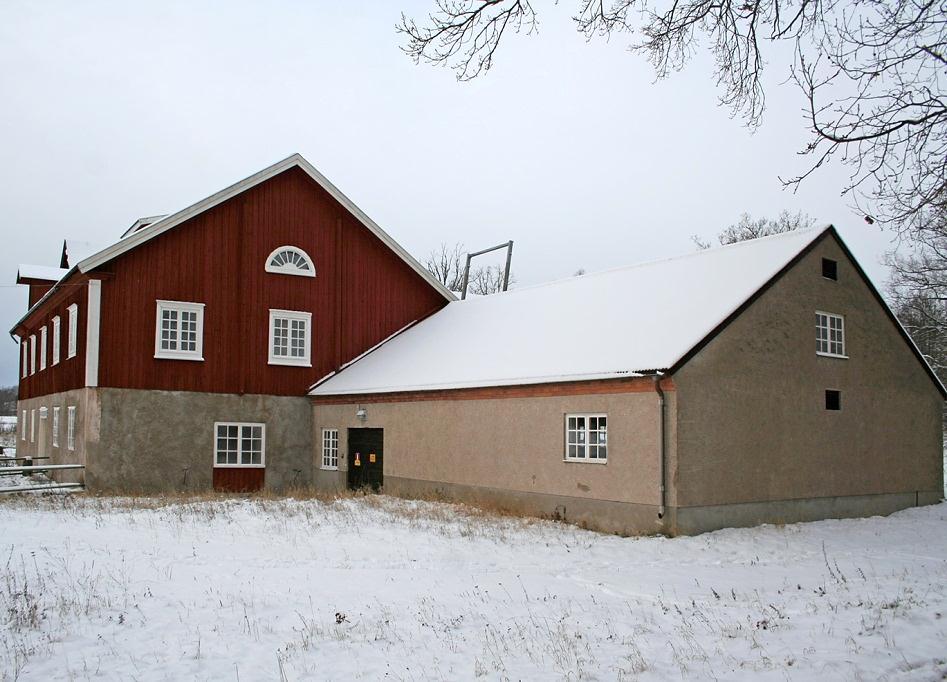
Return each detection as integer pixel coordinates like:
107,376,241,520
11,154,452,492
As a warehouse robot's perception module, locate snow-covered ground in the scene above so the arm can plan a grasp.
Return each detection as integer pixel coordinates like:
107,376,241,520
1,495,945,681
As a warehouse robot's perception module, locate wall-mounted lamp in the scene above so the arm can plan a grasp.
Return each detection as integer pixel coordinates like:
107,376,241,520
355,407,367,422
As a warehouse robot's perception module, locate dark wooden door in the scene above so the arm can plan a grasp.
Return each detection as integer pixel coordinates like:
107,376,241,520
347,428,383,491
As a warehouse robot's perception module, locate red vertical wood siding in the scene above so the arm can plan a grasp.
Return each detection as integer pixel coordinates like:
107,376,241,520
90,166,447,396
16,275,88,400
27,283,55,308
213,468,265,492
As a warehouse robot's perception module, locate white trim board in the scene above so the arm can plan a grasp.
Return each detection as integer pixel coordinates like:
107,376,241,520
85,279,102,386
76,154,455,301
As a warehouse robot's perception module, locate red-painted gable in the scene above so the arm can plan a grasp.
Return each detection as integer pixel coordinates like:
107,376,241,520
17,164,448,399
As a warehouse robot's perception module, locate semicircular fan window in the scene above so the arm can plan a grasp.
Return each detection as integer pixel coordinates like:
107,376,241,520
265,246,316,277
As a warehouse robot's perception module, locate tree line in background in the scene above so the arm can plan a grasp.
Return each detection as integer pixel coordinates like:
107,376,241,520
424,242,515,295
0,385,16,416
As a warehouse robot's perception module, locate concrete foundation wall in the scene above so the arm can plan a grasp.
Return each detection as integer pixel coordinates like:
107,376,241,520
669,490,944,535
88,388,313,492
385,475,663,535
673,234,944,516
313,390,676,535
16,389,97,485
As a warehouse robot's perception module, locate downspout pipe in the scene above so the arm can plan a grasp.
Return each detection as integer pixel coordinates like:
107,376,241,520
653,374,667,519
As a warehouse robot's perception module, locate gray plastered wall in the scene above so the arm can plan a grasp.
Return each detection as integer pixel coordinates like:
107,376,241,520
671,232,944,532
21,388,313,492
15,388,96,485
89,388,313,491
312,390,676,535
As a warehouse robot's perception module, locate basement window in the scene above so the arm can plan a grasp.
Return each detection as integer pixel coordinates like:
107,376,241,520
322,428,339,470
52,406,60,448
822,258,838,281
816,311,846,358
67,406,76,451
214,423,265,467
825,390,841,411
154,300,205,361
565,414,608,463
21,409,26,441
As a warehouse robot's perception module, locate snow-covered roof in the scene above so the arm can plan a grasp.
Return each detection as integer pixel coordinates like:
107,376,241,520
16,264,69,283
311,228,832,396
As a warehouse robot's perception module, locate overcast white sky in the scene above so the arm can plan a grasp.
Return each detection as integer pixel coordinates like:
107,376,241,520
0,1,901,386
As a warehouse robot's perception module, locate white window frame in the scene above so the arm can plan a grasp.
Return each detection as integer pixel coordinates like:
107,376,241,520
39,326,47,371
21,338,27,378
213,422,266,468
67,406,76,451
268,309,312,367
52,406,60,448
265,246,316,278
52,316,61,365
816,311,847,358
321,428,340,470
29,335,36,375
30,409,35,443
67,304,78,358
154,300,205,361
21,409,27,441
564,413,608,464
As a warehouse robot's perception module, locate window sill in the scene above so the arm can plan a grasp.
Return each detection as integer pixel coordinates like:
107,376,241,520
320,466,339,471
213,464,266,469
816,352,849,360
154,353,204,361
268,359,312,367
563,458,608,465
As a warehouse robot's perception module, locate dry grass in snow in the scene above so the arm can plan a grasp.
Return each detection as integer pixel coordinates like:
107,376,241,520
1,493,946,681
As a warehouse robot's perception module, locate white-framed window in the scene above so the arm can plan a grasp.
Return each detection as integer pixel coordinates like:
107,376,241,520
21,409,27,441
29,335,36,375
321,428,339,470
67,406,76,451
39,326,47,371
265,246,316,277
214,422,265,467
21,338,27,378
816,311,846,358
154,300,205,361
268,309,312,366
30,409,35,443
52,316,61,365
67,303,78,358
52,406,60,447
565,414,608,463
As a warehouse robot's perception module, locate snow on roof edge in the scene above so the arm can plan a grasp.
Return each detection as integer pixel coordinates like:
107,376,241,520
311,369,657,396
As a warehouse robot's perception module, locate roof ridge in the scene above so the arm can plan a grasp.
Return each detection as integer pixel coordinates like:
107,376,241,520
460,225,828,302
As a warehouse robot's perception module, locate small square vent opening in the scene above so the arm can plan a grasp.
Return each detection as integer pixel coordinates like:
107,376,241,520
825,389,841,410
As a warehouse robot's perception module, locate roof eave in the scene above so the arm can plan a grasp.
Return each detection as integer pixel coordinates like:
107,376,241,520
9,265,80,336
